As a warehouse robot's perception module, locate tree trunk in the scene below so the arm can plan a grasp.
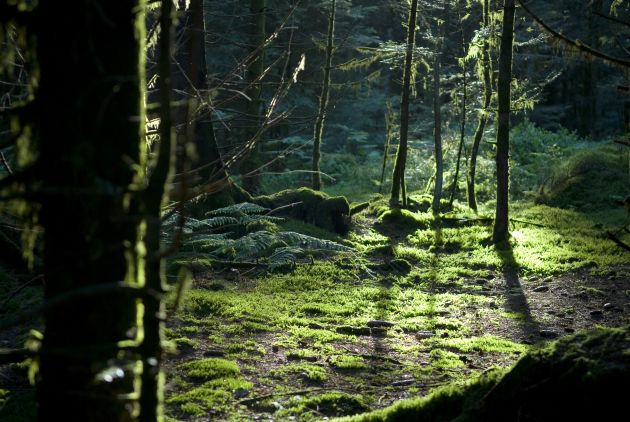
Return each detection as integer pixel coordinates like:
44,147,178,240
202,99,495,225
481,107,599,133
390,0,419,207
241,0,267,194
139,0,177,420
492,0,516,243
379,103,395,193
432,49,443,214
467,0,492,212
312,0,337,191
450,66,467,206
35,2,148,420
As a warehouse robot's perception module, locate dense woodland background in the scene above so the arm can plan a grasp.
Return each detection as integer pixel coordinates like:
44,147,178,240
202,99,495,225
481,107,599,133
1,0,630,421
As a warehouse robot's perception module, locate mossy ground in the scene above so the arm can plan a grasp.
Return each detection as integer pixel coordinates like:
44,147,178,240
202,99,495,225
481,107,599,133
161,196,630,421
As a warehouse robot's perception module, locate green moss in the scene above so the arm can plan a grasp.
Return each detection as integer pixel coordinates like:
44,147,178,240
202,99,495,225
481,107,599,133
329,355,367,370
437,335,529,354
178,358,239,381
429,349,465,370
281,392,369,419
342,327,630,422
255,187,351,234
271,362,328,383
537,145,628,211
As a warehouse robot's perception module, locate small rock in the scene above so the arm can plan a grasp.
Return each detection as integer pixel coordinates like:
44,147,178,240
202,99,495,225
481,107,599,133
540,330,558,339
533,285,549,292
391,379,415,387
528,275,539,282
543,277,553,283
367,320,395,328
590,310,604,317
233,388,250,399
371,327,389,337
336,326,371,336
272,345,279,353
603,303,614,310
415,330,436,340
204,349,225,357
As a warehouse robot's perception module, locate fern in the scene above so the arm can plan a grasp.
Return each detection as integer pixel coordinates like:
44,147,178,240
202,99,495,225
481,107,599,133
162,202,353,271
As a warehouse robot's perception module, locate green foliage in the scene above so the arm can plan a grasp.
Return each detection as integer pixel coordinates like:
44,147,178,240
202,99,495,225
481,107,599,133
164,202,353,271
536,144,629,210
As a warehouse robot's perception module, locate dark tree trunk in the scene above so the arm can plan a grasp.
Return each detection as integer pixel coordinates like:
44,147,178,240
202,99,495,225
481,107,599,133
170,0,230,198
35,2,148,420
492,0,516,243
139,1,176,420
432,49,443,214
467,0,492,212
380,103,395,193
241,0,267,194
312,0,336,191
391,0,419,207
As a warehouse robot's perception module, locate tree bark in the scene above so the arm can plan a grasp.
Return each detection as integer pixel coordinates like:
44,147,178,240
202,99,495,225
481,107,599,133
390,0,419,207
492,0,516,243
467,0,492,212
35,2,148,420
241,0,267,194
312,0,337,191
432,48,443,214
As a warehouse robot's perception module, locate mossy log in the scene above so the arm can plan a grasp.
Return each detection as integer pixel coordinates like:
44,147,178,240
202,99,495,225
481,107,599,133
255,187,351,235
342,326,630,422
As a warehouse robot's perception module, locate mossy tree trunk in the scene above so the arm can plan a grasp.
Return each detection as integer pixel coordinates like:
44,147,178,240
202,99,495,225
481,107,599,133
241,0,267,194
390,0,419,207
432,47,443,214
139,0,177,420
312,0,337,191
467,0,492,213
492,0,516,243
34,1,148,420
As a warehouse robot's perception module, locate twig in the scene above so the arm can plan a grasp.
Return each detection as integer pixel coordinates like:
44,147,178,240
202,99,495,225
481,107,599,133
607,231,630,252
0,274,43,312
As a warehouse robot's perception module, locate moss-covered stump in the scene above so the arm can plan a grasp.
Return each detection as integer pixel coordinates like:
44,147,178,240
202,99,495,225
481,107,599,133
341,326,630,422
255,187,351,235
536,146,627,210
184,180,253,219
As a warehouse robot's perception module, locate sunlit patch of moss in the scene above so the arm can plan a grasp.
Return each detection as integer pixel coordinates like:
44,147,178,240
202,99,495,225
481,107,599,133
429,349,465,370
178,358,239,381
225,340,265,357
168,358,252,417
436,335,529,354
279,392,369,420
172,337,200,350
329,355,367,370
270,362,328,383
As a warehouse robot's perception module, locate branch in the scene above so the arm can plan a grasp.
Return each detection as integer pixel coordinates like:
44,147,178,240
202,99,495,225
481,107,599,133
0,282,161,332
517,0,630,68
607,231,630,252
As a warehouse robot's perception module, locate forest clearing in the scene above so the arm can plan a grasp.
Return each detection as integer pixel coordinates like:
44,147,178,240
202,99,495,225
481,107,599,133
1,0,630,421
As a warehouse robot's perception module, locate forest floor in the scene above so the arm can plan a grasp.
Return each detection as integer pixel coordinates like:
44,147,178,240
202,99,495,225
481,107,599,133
161,199,630,422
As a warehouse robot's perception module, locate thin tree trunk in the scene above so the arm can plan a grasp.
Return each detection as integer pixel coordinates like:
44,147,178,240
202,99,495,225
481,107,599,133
467,0,492,212
432,48,443,214
450,67,467,206
379,103,395,193
312,0,336,191
35,2,148,420
492,0,516,243
139,0,176,420
242,0,267,193
391,0,419,207
450,3,469,207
